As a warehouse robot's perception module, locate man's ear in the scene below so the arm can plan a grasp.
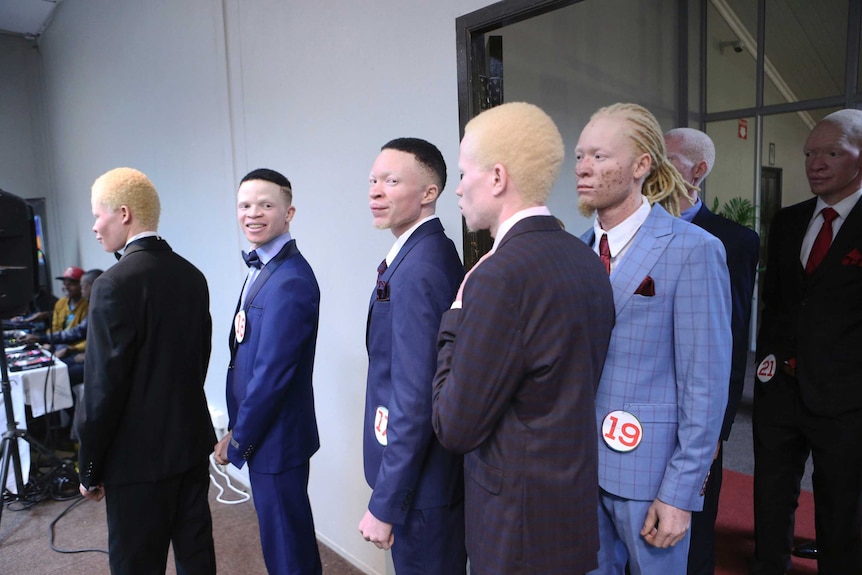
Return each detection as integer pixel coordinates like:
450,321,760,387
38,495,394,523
692,160,709,185
633,153,652,180
491,163,508,197
119,205,132,224
286,205,296,223
421,184,440,206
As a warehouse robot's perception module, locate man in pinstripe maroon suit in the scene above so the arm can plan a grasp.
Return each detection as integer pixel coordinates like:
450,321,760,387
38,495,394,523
431,102,614,575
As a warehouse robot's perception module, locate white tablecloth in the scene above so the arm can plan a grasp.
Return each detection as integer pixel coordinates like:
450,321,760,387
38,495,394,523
10,357,73,417
1,354,72,493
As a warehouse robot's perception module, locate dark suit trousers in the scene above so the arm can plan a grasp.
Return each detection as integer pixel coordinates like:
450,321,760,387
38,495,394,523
391,499,467,575
105,461,215,575
249,462,322,575
688,445,723,575
751,373,862,575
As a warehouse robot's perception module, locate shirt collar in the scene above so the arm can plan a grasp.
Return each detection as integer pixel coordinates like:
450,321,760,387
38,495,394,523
491,206,552,253
814,187,862,220
679,197,701,223
593,195,651,257
123,231,158,251
385,215,438,265
252,231,293,266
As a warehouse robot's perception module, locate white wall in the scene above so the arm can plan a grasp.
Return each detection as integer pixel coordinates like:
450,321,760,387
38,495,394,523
0,34,54,239
29,1,490,573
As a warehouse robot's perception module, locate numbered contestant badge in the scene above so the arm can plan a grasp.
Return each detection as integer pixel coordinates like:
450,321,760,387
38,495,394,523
602,410,643,452
234,310,246,344
756,354,777,383
374,405,389,446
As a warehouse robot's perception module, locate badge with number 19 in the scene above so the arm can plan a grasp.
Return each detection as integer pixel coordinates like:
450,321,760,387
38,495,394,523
602,410,643,452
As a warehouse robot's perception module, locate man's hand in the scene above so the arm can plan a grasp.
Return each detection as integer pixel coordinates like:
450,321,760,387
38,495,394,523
358,509,394,550
640,498,691,548
19,334,39,344
54,347,69,359
79,483,105,501
214,431,232,465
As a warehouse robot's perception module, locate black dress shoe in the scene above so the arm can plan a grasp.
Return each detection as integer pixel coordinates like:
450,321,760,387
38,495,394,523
792,540,818,559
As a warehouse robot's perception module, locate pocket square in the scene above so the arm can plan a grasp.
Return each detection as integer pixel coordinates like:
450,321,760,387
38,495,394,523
376,279,390,301
842,247,862,267
634,276,655,297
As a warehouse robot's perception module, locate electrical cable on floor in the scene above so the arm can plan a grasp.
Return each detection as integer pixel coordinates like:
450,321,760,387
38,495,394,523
209,453,250,504
49,496,108,555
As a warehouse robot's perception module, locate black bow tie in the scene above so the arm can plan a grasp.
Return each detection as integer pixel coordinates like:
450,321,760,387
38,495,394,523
242,250,262,269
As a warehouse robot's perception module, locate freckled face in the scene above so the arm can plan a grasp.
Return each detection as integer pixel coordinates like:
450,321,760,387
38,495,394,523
575,116,644,218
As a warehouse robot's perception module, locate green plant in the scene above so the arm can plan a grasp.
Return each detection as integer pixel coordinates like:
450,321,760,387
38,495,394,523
711,196,756,229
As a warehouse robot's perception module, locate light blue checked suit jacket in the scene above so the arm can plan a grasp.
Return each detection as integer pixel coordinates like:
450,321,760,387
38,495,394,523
582,203,731,512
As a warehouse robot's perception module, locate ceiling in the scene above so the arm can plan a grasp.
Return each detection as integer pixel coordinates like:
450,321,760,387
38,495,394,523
0,0,61,39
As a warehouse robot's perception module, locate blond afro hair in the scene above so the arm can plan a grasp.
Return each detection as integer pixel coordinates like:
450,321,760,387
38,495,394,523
91,167,161,230
592,103,694,216
464,102,564,204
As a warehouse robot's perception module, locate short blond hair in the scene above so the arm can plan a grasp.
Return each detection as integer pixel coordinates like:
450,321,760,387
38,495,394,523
464,102,564,204
592,103,694,216
91,167,161,230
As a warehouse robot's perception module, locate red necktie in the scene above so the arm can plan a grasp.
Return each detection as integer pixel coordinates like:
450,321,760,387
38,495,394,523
805,207,839,274
599,234,611,275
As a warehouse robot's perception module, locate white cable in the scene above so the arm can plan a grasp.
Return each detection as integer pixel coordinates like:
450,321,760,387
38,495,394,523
208,453,250,505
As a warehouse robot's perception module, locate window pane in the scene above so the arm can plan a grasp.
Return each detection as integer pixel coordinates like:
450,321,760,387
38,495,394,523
764,0,847,105
707,1,756,112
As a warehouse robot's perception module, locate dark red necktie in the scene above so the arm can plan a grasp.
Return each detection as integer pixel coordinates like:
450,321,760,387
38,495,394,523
599,234,611,275
805,207,839,274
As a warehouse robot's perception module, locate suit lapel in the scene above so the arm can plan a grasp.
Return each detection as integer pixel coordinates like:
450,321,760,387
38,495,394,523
610,205,673,316
243,240,299,310
367,219,445,312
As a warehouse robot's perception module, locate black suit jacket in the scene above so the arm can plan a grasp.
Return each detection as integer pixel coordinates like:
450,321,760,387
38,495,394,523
757,196,862,415
78,237,215,487
433,216,614,575
692,203,759,439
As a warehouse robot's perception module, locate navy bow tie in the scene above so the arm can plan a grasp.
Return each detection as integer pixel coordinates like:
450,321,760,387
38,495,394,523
242,250,262,269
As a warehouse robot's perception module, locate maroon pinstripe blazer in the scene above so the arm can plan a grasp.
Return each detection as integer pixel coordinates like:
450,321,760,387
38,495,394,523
432,216,615,575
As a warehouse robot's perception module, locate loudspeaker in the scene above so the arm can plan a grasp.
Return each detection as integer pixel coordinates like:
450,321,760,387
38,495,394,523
0,190,39,318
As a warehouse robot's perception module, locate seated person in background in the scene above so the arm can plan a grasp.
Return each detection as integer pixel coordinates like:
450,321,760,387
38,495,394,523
21,269,102,386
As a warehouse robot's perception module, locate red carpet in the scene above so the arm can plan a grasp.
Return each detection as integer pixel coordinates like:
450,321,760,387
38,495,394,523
716,469,817,574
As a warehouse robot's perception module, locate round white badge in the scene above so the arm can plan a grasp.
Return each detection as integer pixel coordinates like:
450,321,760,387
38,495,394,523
602,410,643,452
374,405,389,446
756,354,777,383
234,310,246,344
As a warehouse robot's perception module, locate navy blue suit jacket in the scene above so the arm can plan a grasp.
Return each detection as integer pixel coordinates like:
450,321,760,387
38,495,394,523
363,218,464,525
226,239,320,472
691,203,759,439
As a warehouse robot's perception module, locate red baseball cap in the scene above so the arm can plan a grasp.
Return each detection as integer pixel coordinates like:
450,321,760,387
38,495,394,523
56,266,85,281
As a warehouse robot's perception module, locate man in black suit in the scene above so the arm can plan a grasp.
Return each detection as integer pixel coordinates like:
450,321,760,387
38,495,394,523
664,128,760,575
751,109,862,574
78,167,216,574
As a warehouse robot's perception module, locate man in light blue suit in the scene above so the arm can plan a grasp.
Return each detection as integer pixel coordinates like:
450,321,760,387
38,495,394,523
215,168,322,574
359,138,466,574
576,103,732,575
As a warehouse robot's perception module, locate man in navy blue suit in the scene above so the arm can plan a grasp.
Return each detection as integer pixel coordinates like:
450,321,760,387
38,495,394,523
215,168,322,574
664,128,760,575
359,138,467,574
